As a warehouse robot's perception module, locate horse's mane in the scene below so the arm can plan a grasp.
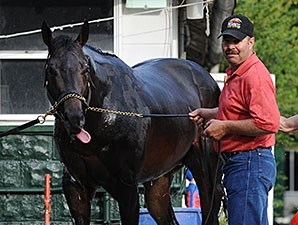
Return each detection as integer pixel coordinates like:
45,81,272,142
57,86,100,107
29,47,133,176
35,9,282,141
85,44,118,59
50,35,119,61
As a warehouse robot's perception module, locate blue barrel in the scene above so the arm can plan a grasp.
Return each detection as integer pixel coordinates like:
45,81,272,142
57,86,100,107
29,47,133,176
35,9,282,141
139,207,202,225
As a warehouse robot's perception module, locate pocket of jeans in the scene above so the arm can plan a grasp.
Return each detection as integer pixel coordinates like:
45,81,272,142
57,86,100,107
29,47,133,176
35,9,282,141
258,153,276,191
222,157,250,194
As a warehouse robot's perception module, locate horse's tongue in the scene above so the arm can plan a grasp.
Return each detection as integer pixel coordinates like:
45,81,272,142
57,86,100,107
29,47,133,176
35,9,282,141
76,128,91,144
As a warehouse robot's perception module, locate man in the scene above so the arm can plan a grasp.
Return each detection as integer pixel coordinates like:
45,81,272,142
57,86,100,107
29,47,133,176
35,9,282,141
291,211,298,225
185,169,201,208
189,14,280,225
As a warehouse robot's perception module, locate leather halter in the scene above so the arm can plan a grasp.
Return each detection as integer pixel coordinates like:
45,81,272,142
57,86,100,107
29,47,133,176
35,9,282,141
45,86,91,120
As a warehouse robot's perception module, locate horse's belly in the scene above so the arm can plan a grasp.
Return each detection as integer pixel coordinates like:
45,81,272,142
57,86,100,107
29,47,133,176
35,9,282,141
137,121,196,183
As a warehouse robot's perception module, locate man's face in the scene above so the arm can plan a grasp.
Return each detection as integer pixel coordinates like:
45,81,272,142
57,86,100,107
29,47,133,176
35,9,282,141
222,35,255,67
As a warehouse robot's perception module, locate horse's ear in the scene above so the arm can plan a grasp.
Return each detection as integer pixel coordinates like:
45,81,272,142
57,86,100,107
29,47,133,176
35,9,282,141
76,20,89,46
41,21,53,48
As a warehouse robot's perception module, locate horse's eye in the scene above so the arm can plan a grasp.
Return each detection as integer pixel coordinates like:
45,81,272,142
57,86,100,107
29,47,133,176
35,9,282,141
46,66,57,77
82,67,90,76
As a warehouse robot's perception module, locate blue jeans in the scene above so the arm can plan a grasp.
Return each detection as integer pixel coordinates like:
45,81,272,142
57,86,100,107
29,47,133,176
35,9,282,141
222,147,276,225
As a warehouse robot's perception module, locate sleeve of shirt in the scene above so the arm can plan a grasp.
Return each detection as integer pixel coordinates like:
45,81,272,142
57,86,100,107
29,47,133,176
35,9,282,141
244,66,280,132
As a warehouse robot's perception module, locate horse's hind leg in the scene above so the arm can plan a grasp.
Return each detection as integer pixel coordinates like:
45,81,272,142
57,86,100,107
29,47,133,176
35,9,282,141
183,138,223,225
62,169,95,225
143,173,179,225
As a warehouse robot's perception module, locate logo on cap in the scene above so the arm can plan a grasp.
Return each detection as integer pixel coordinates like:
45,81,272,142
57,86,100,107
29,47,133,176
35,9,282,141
227,18,242,30
218,14,254,40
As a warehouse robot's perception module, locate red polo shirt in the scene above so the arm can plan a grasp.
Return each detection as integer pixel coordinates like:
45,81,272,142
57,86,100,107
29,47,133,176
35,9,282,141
217,53,280,152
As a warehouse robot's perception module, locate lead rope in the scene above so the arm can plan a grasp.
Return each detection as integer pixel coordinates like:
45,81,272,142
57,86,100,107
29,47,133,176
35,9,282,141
86,106,143,118
86,106,189,118
0,93,86,138
203,140,222,225
0,93,190,138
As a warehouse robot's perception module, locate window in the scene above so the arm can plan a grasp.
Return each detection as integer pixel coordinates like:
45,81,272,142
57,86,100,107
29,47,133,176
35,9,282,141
0,0,113,114
0,60,48,114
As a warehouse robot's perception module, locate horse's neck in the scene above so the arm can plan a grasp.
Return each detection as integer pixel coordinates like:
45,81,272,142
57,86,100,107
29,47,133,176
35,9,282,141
84,46,137,108
83,45,129,68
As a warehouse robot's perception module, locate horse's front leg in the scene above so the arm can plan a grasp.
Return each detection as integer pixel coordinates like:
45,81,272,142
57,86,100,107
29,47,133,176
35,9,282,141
107,182,140,225
62,169,96,225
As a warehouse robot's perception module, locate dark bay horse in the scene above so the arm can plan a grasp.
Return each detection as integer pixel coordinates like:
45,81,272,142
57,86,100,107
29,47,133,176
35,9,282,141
41,21,222,225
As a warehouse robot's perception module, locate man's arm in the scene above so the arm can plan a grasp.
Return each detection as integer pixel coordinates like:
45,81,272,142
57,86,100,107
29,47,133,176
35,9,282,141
280,115,298,133
203,119,274,141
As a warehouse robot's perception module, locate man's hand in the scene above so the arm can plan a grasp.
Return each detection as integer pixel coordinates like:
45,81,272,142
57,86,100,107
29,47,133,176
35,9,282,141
188,107,218,129
279,115,298,133
203,119,228,141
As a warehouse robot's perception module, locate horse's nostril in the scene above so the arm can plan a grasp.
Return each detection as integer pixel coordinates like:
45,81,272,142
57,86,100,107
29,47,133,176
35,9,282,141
80,113,85,126
64,110,85,133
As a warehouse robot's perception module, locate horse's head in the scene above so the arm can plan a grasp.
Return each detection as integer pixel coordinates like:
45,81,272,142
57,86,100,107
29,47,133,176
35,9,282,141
42,21,91,143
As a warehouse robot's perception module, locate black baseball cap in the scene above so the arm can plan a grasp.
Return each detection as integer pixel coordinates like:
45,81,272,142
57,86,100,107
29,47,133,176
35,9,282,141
218,14,254,40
